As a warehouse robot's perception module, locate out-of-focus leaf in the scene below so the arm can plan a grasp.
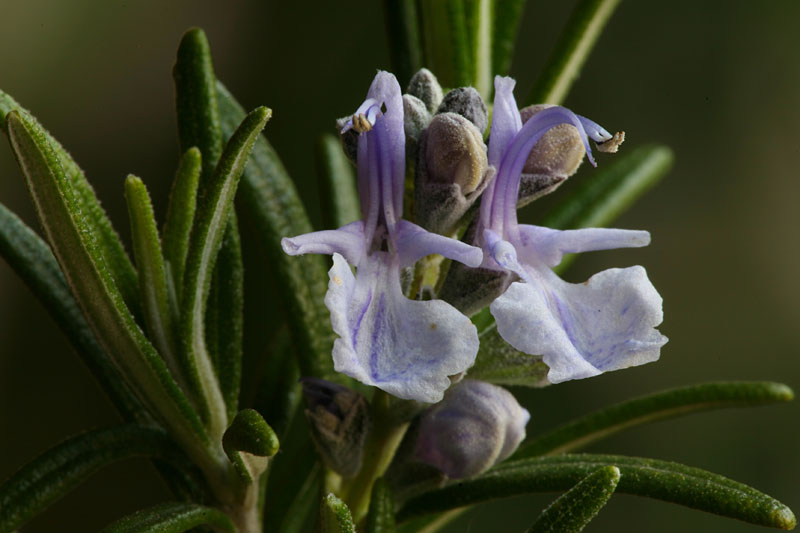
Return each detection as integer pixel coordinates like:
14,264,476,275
467,0,493,98
525,0,621,105
125,175,179,375
419,0,472,88
468,326,549,387
492,0,527,76
255,326,301,441
316,133,360,229
179,105,270,440
0,202,144,421
383,0,423,88
162,147,202,300
0,90,141,318
0,425,186,533
100,502,235,533
527,465,619,533
6,110,208,453
320,493,356,533
398,454,797,530
366,478,396,533
216,82,335,379
516,382,794,459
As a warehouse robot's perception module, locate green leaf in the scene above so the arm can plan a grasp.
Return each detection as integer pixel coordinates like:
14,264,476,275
419,0,472,88
216,81,334,379
173,27,223,186
125,175,180,377
468,0,493,98
6,110,209,455
0,425,186,533
398,454,796,530
255,326,302,441
528,466,619,533
212,213,244,421
179,105,270,440
101,502,235,533
316,133,360,229
525,0,621,105
320,493,356,533
383,0,424,88
366,478,396,533
515,381,794,459
222,408,279,485
469,326,549,387
0,202,144,421
162,147,202,300
0,90,141,319
492,0,527,76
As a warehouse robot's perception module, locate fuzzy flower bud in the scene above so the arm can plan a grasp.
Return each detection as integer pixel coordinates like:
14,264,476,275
415,380,530,479
407,68,444,114
302,378,372,477
437,87,489,134
414,112,490,235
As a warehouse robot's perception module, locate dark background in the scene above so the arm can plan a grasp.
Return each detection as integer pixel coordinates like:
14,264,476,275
0,1,798,531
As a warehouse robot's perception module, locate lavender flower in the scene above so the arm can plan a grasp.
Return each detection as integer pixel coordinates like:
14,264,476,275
282,72,482,403
478,76,668,383
415,380,530,479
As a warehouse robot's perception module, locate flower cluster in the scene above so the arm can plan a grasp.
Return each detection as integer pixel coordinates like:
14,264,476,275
283,70,666,474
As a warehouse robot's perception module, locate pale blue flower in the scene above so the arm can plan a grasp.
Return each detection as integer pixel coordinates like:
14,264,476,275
478,76,667,383
282,72,482,403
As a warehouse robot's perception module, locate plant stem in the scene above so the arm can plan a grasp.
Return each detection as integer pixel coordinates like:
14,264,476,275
344,390,410,522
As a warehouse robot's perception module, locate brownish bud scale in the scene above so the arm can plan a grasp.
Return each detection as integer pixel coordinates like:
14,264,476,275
414,113,491,235
301,378,372,477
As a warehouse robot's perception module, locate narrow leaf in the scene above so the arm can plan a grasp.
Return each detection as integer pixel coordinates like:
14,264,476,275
528,465,619,533
0,425,186,533
180,105,270,440
6,110,208,455
0,90,141,318
223,408,278,485
539,144,673,230
162,147,202,299
470,0,493,98
320,493,356,533
125,175,179,376
419,0,472,88
366,478,396,533
213,213,244,420
516,382,794,459
399,454,796,530
383,0,424,88
101,502,235,533
255,326,302,441
0,202,144,421
469,326,549,387
492,0,527,76
525,0,621,105
216,82,334,379
316,133,360,229
173,27,223,185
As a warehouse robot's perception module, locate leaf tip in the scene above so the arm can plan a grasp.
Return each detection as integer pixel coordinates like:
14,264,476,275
773,504,796,530
766,382,794,402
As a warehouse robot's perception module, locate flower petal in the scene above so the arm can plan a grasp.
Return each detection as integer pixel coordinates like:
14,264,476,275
281,221,365,265
395,220,483,268
490,265,667,383
325,253,479,403
517,225,650,268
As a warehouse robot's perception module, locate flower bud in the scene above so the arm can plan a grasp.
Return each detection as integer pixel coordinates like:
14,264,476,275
415,381,530,479
414,113,490,235
407,68,444,114
403,94,432,143
516,104,585,207
439,260,513,317
302,378,372,477
437,87,489,134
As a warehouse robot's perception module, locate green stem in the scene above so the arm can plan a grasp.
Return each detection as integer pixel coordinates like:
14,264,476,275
344,391,410,522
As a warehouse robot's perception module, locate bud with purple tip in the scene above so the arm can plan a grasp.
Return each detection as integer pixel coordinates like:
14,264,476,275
415,380,530,479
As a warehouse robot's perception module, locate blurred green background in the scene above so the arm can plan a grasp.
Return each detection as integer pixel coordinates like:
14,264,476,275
0,1,798,531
